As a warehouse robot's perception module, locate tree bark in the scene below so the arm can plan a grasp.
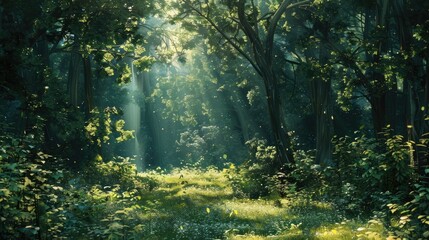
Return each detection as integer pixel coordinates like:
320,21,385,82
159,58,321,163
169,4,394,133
362,1,392,136
310,21,333,166
392,0,425,171
237,0,297,165
68,49,81,107
83,56,93,114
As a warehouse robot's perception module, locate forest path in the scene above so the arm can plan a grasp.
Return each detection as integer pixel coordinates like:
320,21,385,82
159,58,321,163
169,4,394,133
137,169,386,239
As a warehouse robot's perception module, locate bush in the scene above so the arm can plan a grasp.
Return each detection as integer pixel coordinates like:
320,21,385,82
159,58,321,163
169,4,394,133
0,127,159,239
224,138,279,199
282,131,419,215
282,130,426,238
0,132,65,239
58,157,159,239
323,131,417,214
387,176,429,239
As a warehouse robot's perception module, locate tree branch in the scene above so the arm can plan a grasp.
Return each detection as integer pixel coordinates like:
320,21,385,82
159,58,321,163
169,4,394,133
183,0,262,75
238,0,265,67
266,0,312,60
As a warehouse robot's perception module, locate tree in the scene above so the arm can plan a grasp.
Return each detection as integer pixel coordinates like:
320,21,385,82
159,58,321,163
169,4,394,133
170,0,314,165
0,0,155,166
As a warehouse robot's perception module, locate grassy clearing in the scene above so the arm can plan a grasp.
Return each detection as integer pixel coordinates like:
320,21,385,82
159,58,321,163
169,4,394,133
134,168,387,239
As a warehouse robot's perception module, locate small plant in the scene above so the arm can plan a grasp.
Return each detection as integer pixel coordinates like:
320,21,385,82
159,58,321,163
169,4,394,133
387,176,429,239
224,138,279,198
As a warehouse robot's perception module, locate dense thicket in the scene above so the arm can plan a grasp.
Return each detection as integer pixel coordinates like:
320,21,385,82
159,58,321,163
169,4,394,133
1,0,429,239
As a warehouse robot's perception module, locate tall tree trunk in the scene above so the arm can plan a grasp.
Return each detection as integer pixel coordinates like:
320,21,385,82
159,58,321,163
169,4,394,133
311,22,333,166
237,0,296,165
392,0,425,171
370,92,387,134
269,74,294,165
83,56,93,114
363,0,392,135
68,47,81,107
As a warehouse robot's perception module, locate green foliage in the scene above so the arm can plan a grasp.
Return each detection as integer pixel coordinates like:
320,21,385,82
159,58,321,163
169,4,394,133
279,150,322,197
85,107,134,148
282,130,426,238
0,124,158,239
106,168,388,239
387,179,429,239
327,131,417,213
133,56,156,72
0,130,64,239
87,157,158,192
225,138,279,199
57,158,158,239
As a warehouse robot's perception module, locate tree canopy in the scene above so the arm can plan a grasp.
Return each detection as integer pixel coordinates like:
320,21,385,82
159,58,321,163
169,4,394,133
1,0,429,239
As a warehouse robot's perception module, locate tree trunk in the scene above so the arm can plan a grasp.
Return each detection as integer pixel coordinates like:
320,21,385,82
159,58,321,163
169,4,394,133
83,56,93,114
236,0,296,165
312,23,333,166
256,62,295,165
370,92,387,134
186,0,300,165
68,48,81,107
392,0,425,172
363,0,391,136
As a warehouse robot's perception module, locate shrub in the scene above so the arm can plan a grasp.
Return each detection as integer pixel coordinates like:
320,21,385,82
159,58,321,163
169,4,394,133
224,138,279,198
387,176,429,239
0,132,65,239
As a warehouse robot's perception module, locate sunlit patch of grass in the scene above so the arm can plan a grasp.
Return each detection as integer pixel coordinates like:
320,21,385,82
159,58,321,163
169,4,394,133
227,234,271,240
313,225,359,239
227,232,306,240
311,219,386,240
219,199,288,221
135,168,388,239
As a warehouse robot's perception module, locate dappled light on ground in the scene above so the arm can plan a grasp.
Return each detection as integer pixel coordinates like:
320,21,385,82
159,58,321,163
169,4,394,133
134,169,387,239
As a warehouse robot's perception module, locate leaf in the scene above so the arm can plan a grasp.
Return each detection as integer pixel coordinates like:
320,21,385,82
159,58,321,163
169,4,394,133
0,188,11,197
95,154,103,162
103,53,114,63
24,177,33,187
104,67,114,76
229,209,238,217
109,222,124,230
206,207,210,214
6,163,18,170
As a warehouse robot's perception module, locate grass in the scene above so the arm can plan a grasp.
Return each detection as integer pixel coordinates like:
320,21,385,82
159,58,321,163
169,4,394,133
132,168,388,240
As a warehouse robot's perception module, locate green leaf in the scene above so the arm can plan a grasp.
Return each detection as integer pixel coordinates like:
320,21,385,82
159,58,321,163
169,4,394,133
0,188,11,197
6,163,18,170
24,177,33,187
109,222,124,230
105,67,115,76
103,53,114,63
229,209,238,217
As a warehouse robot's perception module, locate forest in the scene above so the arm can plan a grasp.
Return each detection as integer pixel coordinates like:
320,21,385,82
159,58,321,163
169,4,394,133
1,0,428,239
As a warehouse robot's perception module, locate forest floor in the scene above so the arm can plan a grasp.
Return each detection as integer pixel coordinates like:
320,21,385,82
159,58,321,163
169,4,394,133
135,169,388,240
